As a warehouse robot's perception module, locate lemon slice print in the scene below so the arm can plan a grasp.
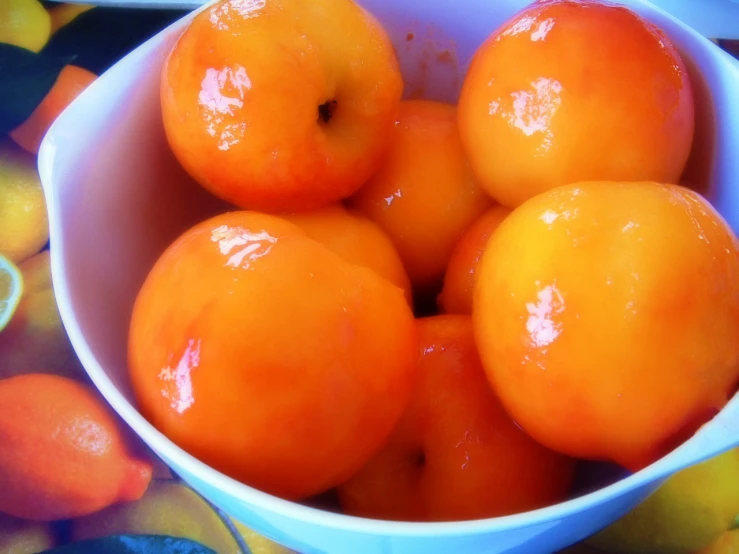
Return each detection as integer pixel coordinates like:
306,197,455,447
0,254,24,332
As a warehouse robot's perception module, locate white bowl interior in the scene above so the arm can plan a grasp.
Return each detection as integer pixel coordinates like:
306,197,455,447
38,0,739,551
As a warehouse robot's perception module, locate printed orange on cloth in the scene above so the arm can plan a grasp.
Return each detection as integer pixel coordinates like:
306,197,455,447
10,65,97,155
0,374,153,521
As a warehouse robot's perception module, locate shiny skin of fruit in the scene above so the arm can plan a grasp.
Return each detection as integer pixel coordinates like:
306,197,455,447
588,448,739,554
281,204,412,306
0,513,55,554
337,314,575,521
72,480,294,554
0,374,153,521
349,100,491,298
0,251,86,380
0,140,49,264
457,0,695,208
128,211,418,500
437,205,510,314
161,0,403,213
0,0,51,53
10,65,97,155
473,181,739,470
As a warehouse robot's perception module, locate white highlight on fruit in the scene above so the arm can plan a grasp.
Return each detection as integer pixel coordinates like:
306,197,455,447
525,284,565,348
210,225,278,269
209,0,266,30
510,77,562,138
199,65,252,151
487,77,563,155
500,15,536,39
232,0,266,17
622,221,639,233
530,18,555,41
384,189,403,206
540,209,559,225
159,338,201,414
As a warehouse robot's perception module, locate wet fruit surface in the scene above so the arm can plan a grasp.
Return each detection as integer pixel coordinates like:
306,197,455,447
473,181,739,470
280,204,413,306
338,314,574,521
349,100,491,299
437,205,510,314
161,0,403,213
458,0,695,208
128,211,418,500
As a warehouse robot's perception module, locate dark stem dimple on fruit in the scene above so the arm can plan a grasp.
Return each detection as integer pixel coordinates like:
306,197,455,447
318,100,338,124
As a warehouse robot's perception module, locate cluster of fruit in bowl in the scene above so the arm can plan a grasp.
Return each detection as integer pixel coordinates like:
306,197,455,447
128,0,739,523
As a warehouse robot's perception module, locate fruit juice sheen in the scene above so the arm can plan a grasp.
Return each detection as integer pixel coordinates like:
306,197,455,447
120,0,739,531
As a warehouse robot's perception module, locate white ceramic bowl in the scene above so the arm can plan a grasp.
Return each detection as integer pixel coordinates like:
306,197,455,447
38,1,739,552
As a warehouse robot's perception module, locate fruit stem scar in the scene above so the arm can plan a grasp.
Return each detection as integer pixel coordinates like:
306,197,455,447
318,100,338,123
414,449,426,467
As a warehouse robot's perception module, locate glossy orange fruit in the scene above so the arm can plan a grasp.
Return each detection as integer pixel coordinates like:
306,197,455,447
161,0,403,213
10,65,97,155
437,205,510,314
338,314,575,521
128,211,418,500
349,100,492,299
458,0,695,208
474,181,739,470
0,374,152,521
281,204,412,306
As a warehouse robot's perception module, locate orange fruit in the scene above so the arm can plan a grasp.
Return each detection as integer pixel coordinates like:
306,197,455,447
0,374,153,521
128,211,418,500
349,100,492,299
161,0,403,213
281,204,412,306
338,314,574,521
458,0,694,208
473,181,739,470
437,205,510,314
10,65,97,155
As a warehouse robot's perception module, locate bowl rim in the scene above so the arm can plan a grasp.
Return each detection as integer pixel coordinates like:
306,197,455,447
38,0,739,537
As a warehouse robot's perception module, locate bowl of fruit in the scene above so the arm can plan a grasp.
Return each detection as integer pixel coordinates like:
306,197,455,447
37,0,739,552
